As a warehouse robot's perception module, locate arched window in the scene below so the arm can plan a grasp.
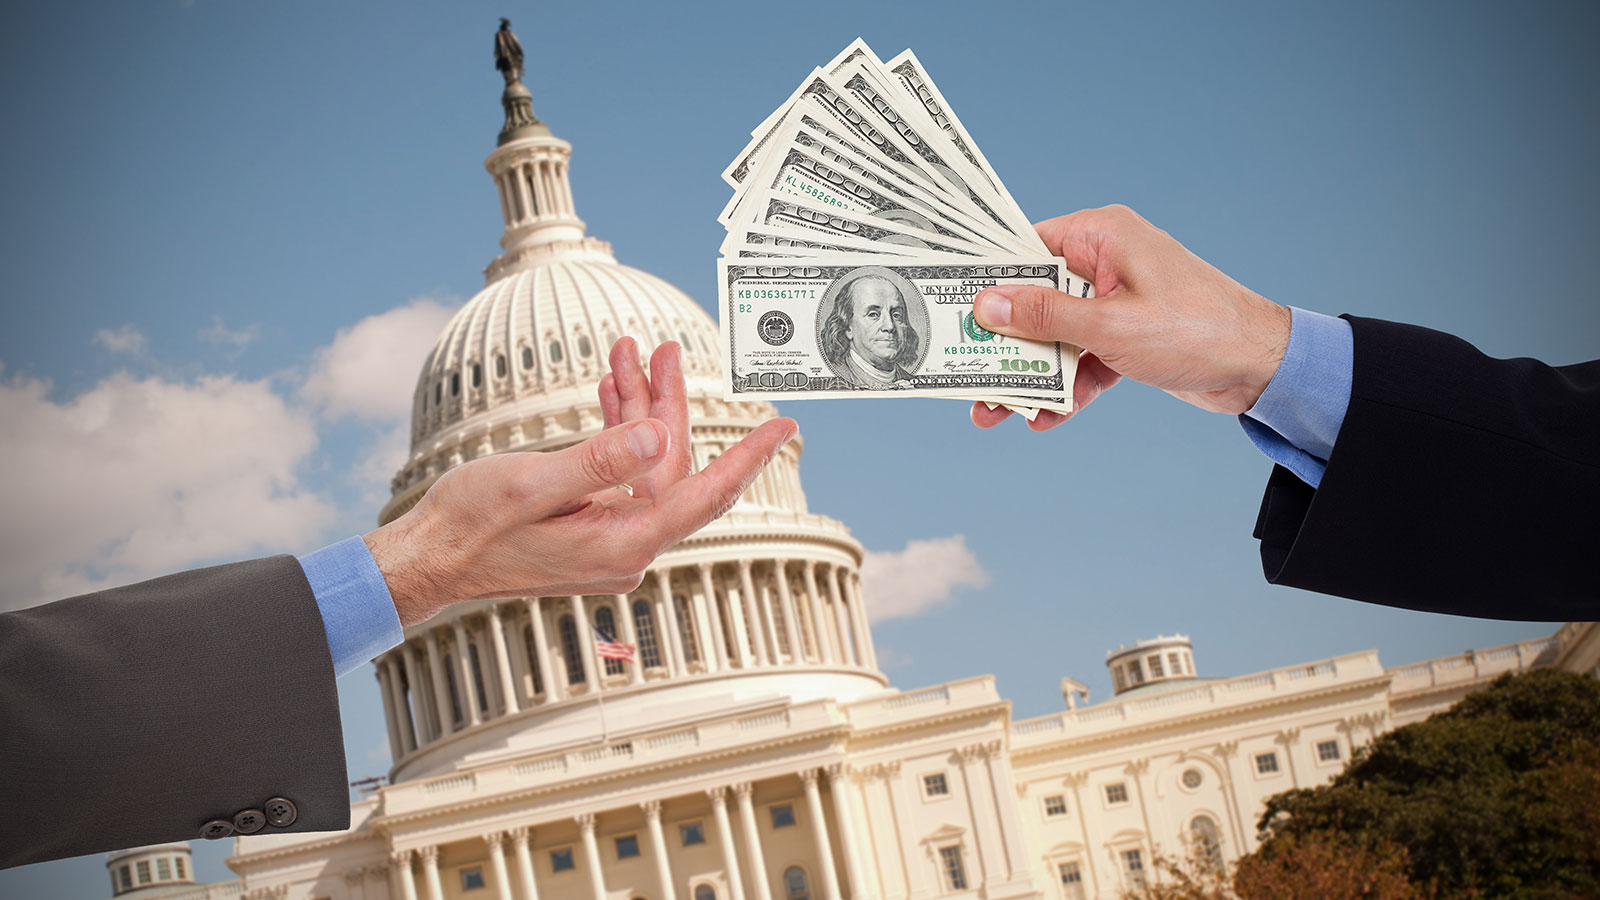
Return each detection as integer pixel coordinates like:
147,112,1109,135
593,606,625,676
549,340,565,363
468,643,489,713
435,382,443,405
522,623,544,696
694,886,717,900
443,653,463,725
559,614,586,685
520,345,535,370
495,354,507,378
784,866,810,900
577,334,594,358
451,372,461,396
673,593,701,663
1191,815,1222,867
632,599,664,669
471,362,482,388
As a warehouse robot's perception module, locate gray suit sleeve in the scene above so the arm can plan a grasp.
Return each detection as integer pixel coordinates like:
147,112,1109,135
0,555,351,868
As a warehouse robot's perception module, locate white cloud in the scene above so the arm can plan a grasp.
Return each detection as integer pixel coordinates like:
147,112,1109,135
93,324,147,356
302,297,459,424
0,370,336,612
875,645,915,669
199,316,259,353
860,534,990,623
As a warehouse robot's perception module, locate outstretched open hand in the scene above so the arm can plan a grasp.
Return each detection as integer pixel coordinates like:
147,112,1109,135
366,338,797,625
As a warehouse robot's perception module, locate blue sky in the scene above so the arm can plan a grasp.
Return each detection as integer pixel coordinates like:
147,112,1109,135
3,0,1596,895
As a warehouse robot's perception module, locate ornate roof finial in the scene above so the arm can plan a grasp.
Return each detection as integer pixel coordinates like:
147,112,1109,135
494,18,548,145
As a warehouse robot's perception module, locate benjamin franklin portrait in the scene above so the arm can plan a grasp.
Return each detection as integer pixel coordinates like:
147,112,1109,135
816,266,930,388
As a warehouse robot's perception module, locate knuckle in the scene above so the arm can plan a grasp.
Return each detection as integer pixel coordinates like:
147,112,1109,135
578,442,625,486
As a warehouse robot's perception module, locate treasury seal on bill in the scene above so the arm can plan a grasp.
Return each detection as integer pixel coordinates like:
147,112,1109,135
815,265,930,388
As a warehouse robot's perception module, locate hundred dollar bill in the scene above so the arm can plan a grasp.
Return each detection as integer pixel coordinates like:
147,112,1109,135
719,258,1087,402
728,193,987,258
726,225,922,258
885,49,1046,254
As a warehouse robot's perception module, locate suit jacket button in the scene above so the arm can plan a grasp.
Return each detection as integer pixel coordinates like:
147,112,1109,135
233,809,266,835
199,819,234,840
264,797,298,827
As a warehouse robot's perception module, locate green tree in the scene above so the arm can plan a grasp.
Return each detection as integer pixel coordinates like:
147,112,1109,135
1253,668,1600,899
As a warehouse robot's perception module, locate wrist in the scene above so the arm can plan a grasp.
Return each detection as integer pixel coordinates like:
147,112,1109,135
363,516,453,627
1239,294,1293,410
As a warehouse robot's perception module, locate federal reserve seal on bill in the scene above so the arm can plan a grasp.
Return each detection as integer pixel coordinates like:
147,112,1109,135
757,310,795,345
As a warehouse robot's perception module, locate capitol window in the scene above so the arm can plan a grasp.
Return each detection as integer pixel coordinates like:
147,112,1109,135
461,867,485,890
594,605,625,676
1191,815,1222,867
1105,782,1129,805
451,372,461,396
495,354,507,378
1181,768,1204,789
521,345,535,370
695,885,717,900
551,848,575,871
471,362,482,388
1123,849,1147,889
1127,660,1144,685
784,865,810,900
137,861,151,884
1255,752,1280,775
117,865,132,892
1148,654,1164,677
1058,861,1085,900
632,599,664,669
174,857,185,879
578,334,593,358
939,845,968,891
523,624,545,696
1043,794,1067,817
1317,739,1342,762
559,614,586,685
549,340,565,363
1169,651,1185,675
681,821,705,845
923,772,949,797
770,803,796,828
157,858,171,880
468,643,490,712
616,834,640,858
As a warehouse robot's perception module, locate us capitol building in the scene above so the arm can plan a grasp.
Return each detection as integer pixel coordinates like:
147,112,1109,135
105,26,1600,900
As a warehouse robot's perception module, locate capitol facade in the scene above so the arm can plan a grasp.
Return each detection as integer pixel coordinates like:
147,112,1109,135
105,40,1600,900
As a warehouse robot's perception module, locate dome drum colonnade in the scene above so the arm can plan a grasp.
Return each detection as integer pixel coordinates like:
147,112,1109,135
373,556,880,769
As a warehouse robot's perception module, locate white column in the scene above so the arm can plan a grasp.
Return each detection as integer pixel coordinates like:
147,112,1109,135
643,800,679,900
391,850,418,900
494,175,513,228
511,826,540,900
485,832,514,900
527,161,547,218
826,765,868,900
885,763,933,899
575,596,600,693
956,745,1002,888
654,569,686,676
578,814,606,900
486,604,521,715
831,582,855,668
734,782,774,900
803,563,833,664
698,564,730,671
378,663,404,762
775,561,805,662
737,561,768,666
983,742,1030,881
845,572,878,670
823,569,849,664
453,621,482,726
425,632,455,736
800,770,843,900
513,164,534,223
559,161,577,215
525,598,556,701
722,568,753,668
418,846,444,900
690,573,719,674
388,657,417,755
400,643,433,742
756,571,782,665
708,787,747,900
615,593,645,685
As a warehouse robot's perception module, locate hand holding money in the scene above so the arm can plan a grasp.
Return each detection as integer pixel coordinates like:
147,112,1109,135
716,39,1095,418
969,205,1292,431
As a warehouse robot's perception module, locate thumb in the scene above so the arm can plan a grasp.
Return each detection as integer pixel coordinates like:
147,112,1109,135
973,284,1109,349
537,420,669,514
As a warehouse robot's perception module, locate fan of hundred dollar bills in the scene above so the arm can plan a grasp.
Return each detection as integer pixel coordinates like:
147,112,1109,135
716,39,1094,419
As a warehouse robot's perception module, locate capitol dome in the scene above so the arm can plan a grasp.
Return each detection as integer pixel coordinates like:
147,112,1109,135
371,73,885,784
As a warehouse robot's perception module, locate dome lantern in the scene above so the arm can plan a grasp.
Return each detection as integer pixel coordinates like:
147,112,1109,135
1107,634,1198,695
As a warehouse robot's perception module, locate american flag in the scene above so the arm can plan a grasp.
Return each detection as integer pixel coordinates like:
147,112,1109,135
593,624,636,663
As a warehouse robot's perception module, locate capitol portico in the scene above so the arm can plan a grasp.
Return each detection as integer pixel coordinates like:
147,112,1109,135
108,24,1600,900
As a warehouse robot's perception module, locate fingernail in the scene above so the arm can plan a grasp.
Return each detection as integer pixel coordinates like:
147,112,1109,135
627,422,661,459
976,290,1012,327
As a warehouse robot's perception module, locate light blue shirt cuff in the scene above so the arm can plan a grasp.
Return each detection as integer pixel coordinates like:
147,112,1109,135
297,535,404,679
1238,307,1354,488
